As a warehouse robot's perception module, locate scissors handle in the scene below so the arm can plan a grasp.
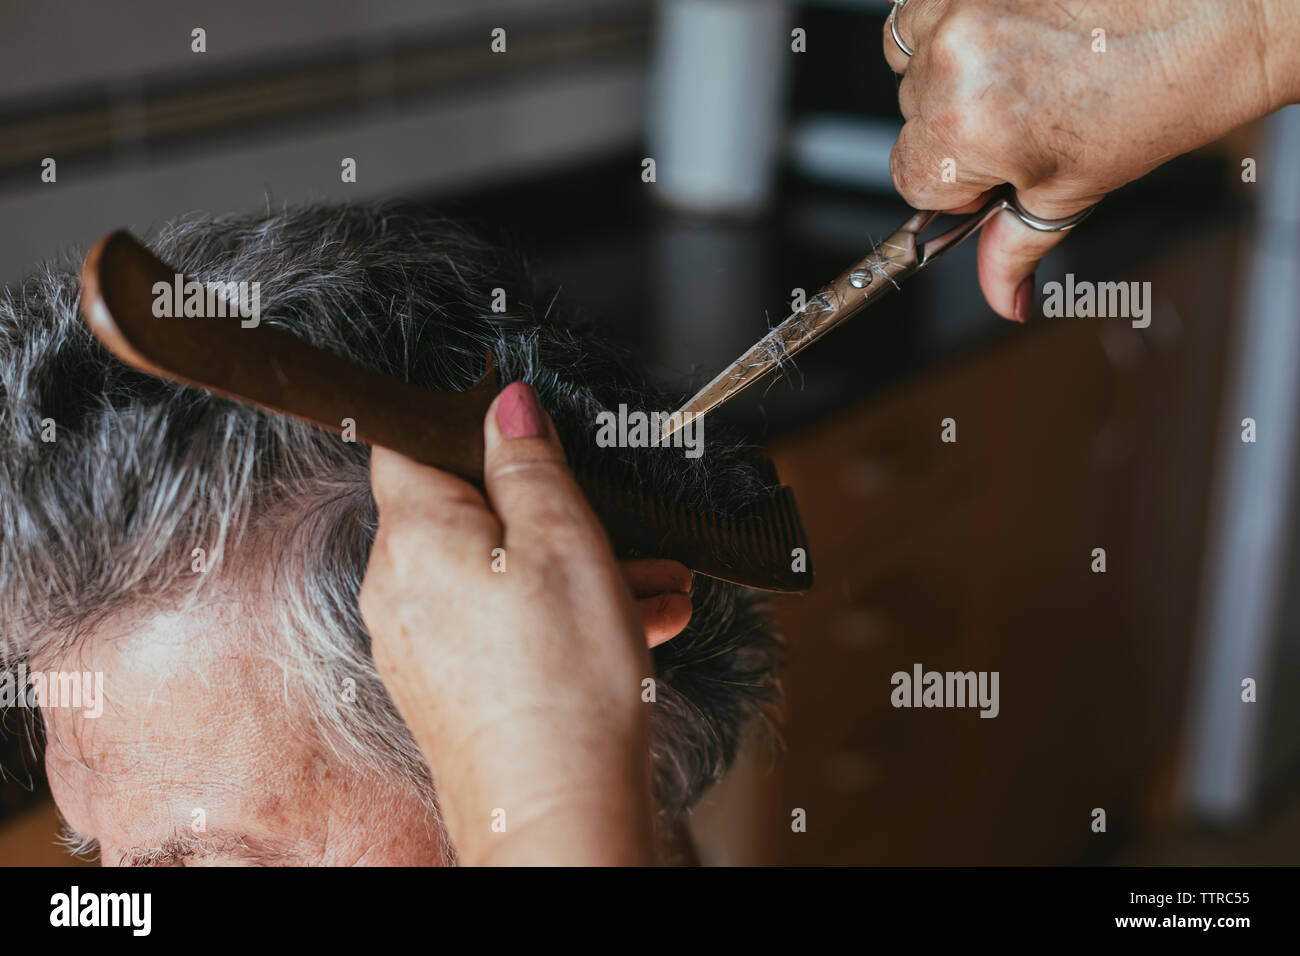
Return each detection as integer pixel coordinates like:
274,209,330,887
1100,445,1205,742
910,184,1096,271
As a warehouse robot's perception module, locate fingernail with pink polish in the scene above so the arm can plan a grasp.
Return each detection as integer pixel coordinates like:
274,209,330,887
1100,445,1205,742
496,382,546,438
1015,274,1035,323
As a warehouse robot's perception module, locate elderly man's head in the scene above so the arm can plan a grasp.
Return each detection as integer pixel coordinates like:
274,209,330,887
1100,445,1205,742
0,203,780,865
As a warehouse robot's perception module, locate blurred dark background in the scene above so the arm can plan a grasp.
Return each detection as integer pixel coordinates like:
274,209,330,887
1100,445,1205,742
2,0,1299,865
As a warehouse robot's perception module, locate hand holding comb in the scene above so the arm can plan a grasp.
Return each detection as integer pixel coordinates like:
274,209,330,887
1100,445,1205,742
79,230,813,592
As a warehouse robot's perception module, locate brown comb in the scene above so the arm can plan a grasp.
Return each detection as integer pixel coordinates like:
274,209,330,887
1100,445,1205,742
79,230,814,592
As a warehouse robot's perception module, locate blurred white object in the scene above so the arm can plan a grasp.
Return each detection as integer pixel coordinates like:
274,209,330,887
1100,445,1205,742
649,0,791,216
789,115,900,191
1182,106,1300,823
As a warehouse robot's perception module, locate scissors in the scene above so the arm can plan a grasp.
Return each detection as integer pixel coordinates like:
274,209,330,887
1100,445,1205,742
658,184,1095,441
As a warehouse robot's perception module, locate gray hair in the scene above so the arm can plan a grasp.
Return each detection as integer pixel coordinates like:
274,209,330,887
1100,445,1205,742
0,202,782,856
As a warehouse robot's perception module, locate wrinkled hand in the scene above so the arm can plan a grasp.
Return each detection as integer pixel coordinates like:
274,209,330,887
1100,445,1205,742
884,0,1299,320
360,382,688,865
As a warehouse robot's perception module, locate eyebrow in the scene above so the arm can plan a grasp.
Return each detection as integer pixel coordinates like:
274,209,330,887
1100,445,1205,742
59,819,298,866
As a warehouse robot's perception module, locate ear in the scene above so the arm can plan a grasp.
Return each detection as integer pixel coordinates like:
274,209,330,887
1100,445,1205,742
619,559,693,648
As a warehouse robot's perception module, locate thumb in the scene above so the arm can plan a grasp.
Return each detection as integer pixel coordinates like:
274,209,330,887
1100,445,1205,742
976,190,1100,322
975,210,1068,322
482,381,610,555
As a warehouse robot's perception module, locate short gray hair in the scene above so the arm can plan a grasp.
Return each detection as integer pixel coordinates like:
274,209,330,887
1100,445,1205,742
0,202,782,850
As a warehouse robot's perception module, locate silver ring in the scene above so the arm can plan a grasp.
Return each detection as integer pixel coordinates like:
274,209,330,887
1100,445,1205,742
890,0,915,58
1007,192,1096,232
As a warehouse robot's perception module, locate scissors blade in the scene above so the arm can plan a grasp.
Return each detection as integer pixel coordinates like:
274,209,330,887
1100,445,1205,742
659,223,922,442
661,310,838,438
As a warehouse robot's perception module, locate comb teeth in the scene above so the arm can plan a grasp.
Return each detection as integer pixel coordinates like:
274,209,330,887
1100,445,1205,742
570,451,814,593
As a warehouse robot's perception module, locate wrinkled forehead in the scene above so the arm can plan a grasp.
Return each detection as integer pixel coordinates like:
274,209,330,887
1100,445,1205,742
37,598,306,835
